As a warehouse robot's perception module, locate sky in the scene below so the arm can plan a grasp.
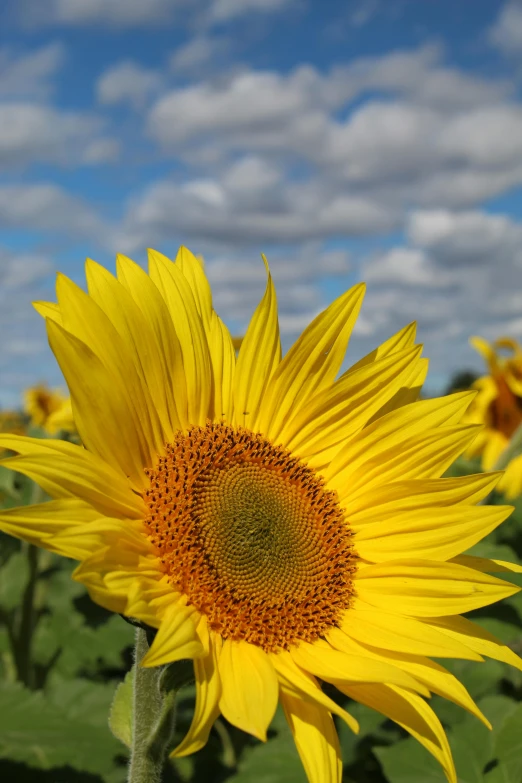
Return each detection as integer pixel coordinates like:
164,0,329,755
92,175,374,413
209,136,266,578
1,0,522,407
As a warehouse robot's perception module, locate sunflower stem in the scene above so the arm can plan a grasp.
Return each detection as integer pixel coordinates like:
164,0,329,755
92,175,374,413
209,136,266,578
128,628,171,783
494,421,522,472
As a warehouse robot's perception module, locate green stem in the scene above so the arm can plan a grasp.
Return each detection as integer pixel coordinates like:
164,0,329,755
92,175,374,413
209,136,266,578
493,421,522,472
14,543,39,688
127,629,167,783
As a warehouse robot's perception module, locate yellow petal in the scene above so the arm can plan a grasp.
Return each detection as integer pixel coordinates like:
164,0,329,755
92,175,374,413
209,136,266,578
337,601,483,660
148,249,212,425
209,312,236,423
347,322,418,373
0,498,99,551
329,629,488,728
233,258,281,431
141,600,205,667
333,426,479,504
326,391,477,494
356,559,520,616
33,300,62,322
279,345,423,464
46,319,153,489
341,683,456,783
271,650,359,733
50,517,151,562
125,576,181,627
175,246,213,331
257,283,365,442
291,642,429,695
0,435,143,518
343,473,502,520
280,687,342,783
450,554,522,573
116,253,188,431
218,640,278,741
55,273,163,457
172,635,223,757
354,505,512,562
427,615,522,672
85,258,177,441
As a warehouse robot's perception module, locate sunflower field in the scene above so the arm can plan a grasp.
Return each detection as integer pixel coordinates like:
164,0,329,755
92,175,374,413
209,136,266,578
1,249,522,783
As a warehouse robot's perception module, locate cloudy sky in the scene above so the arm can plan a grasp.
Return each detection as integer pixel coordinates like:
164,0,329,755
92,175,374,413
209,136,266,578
1,0,521,407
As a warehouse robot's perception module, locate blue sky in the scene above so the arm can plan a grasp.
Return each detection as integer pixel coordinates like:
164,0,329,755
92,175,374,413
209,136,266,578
1,0,522,406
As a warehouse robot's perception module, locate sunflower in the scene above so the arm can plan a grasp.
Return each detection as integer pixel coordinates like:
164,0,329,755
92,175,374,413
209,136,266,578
23,384,75,435
464,336,522,499
0,247,521,783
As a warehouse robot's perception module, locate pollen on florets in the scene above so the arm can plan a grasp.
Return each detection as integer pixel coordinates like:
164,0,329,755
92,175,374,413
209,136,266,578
143,422,357,652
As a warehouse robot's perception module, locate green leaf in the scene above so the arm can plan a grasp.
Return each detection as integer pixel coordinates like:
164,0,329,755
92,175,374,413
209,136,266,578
0,679,123,778
231,706,306,782
109,668,134,749
493,703,522,783
375,737,446,783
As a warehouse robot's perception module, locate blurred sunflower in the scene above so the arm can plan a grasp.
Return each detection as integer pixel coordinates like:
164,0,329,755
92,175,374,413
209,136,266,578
464,336,522,499
0,410,25,459
0,247,521,783
24,384,75,435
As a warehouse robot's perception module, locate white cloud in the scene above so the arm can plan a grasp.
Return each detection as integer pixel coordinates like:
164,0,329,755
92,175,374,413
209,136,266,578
0,43,64,99
169,35,231,73
97,61,163,109
207,0,294,23
82,137,120,164
353,208,522,390
490,1,522,55
17,0,187,26
0,184,107,238
0,103,105,169
363,247,453,287
407,209,522,266
116,168,397,253
14,0,292,28
147,47,516,212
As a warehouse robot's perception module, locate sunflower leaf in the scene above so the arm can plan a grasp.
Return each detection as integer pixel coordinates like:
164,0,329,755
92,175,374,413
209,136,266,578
492,703,522,783
109,667,134,749
0,679,124,778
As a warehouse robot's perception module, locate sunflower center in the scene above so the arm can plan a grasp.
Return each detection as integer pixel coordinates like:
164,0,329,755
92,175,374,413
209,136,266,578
144,422,356,652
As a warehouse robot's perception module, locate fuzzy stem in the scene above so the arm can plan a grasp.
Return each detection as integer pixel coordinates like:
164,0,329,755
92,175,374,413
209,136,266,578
127,628,165,783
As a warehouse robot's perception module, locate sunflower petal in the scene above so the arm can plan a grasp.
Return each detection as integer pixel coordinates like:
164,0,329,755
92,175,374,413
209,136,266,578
280,688,342,783
291,642,429,695
142,601,205,667
148,249,212,425
356,559,520,616
0,435,143,518
279,346,423,463
354,505,512,562
271,650,359,733
257,283,365,441
0,498,99,551
116,253,188,431
337,602,483,660
218,640,278,741
341,683,456,783
233,258,280,430
171,635,223,757
427,615,522,671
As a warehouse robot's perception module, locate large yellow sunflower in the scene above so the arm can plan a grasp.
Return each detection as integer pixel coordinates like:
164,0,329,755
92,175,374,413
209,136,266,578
1,247,521,783
465,336,522,498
